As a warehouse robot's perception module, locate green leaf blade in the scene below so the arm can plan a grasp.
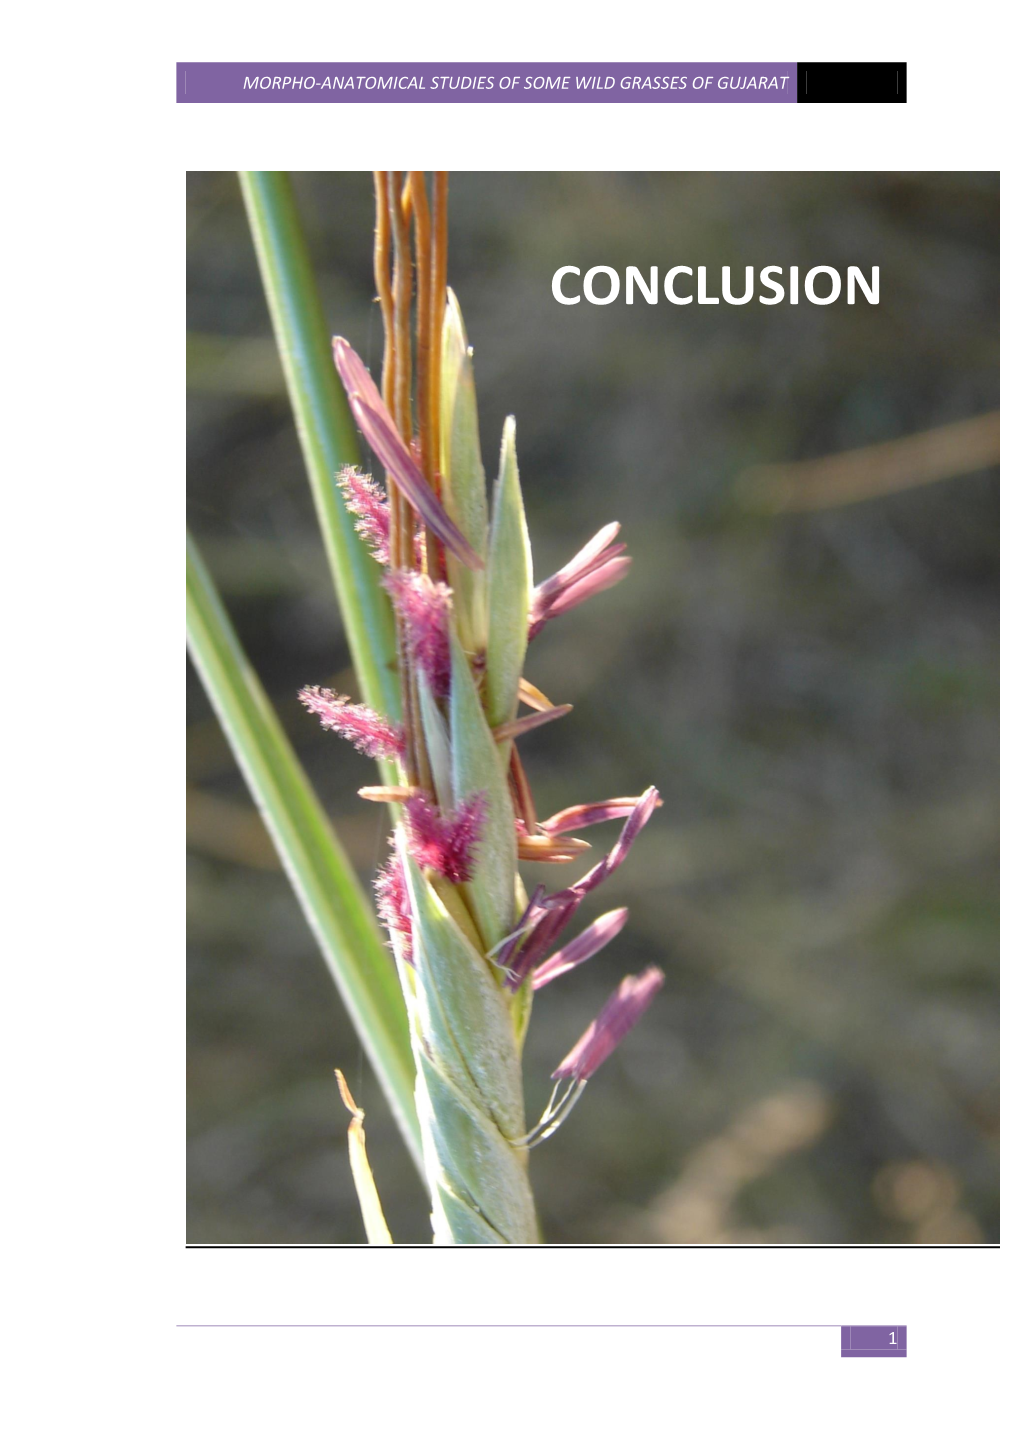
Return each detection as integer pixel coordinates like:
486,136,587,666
187,531,422,1176
238,171,401,747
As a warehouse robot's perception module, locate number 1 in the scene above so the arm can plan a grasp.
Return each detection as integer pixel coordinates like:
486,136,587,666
890,1332,896,1344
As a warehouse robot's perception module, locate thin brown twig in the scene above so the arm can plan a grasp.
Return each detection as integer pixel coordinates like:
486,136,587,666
493,704,573,745
408,172,440,580
738,411,1000,513
388,172,431,791
372,172,395,421
387,173,414,449
509,744,539,835
516,834,591,863
379,175,416,785
372,174,413,781
429,173,448,490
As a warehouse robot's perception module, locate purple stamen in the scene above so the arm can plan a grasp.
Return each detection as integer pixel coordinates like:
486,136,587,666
552,967,664,1081
539,555,631,625
333,338,483,571
544,785,659,903
533,522,621,604
540,796,656,838
500,786,658,990
531,908,629,991
504,890,581,992
494,886,547,973
530,522,630,638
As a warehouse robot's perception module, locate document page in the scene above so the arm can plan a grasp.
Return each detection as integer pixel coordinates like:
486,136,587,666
8,7,1007,1438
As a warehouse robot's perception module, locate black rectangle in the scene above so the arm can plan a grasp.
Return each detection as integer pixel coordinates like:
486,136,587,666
797,62,906,103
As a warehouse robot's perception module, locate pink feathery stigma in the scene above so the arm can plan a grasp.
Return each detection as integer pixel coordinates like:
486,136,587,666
529,522,631,639
552,967,665,1082
444,793,488,882
404,792,487,885
332,337,483,571
374,853,414,966
539,796,657,837
298,686,405,761
338,467,426,569
531,907,629,991
337,466,392,565
384,570,453,696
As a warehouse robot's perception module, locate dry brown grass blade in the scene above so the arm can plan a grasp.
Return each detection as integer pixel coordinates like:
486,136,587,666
739,411,999,512
517,833,592,863
493,704,572,744
335,1069,394,1244
518,677,557,711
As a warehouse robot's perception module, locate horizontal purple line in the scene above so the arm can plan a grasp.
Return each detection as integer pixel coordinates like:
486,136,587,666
179,1323,840,1329
176,62,797,104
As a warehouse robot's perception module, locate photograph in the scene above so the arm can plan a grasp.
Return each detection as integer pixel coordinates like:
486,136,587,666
187,170,999,1245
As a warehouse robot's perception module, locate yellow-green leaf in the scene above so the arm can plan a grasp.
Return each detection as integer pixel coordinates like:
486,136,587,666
485,416,532,735
439,293,488,653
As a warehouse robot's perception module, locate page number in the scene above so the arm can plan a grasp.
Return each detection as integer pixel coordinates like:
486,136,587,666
841,1325,906,1358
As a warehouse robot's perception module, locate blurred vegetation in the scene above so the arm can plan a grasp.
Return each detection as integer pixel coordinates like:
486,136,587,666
187,172,998,1244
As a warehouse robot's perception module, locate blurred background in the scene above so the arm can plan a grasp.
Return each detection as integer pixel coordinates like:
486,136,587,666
187,172,999,1244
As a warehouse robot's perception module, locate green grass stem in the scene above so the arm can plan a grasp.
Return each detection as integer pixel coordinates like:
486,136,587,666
238,170,401,740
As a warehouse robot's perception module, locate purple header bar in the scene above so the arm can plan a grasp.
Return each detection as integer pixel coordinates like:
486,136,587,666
176,63,796,104
841,1326,907,1358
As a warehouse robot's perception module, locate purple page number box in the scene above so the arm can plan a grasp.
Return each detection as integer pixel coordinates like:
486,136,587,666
841,1326,907,1358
